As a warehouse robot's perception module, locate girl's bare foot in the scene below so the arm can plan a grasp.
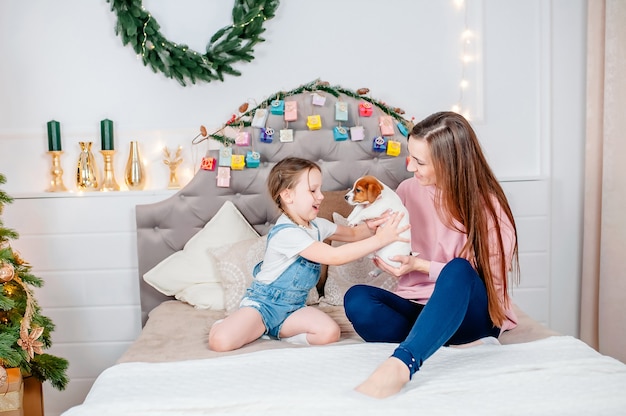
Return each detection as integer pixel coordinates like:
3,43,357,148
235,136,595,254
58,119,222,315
355,357,410,399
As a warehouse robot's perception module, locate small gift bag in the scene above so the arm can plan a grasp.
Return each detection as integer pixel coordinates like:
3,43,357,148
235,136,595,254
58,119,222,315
379,116,395,136
235,131,250,146
307,115,322,130
284,101,298,122
270,99,284,115
333,126,349,141
231,154,245,170
359,102,373,117
260,127,274,143
311,92,326,106
245,151,261,168
397,122,409,137
386,140,402,156
372,136,387,152
216,166,231,187
251,108,269,128
350,125,365,141
279,128,294,142
200,156,216,171
218,145,232,166
335,101,348,121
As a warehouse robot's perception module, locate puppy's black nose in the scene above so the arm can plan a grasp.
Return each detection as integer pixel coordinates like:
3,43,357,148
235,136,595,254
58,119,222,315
344,195,349,201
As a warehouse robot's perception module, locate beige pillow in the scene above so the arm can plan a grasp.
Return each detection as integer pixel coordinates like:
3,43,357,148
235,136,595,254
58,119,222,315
321,212,398,306
209,235,320,314
143,200,259,310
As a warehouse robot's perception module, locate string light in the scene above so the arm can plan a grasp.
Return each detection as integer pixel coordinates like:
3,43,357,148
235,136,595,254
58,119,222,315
140,14,152,59
453,0,474,120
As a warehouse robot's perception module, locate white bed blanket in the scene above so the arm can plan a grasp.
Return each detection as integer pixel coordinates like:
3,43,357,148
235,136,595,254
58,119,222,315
64,336,626,416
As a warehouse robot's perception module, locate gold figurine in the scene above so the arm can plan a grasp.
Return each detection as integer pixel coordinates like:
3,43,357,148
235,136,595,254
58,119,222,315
76,142,99,191
163,146,183,189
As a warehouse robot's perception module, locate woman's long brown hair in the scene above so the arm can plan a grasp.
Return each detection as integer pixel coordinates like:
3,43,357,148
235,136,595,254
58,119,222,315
411,112,519,326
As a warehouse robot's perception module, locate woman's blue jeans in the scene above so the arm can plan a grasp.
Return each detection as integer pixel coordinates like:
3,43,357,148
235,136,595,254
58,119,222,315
344,258,500,378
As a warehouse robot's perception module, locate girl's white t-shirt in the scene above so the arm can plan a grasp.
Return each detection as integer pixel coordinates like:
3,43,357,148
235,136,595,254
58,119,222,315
254,215,337,284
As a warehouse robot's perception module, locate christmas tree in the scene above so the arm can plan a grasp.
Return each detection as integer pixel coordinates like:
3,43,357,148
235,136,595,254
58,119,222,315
0,173,69,390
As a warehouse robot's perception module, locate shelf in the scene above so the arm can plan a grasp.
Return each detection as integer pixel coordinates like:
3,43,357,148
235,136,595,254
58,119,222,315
10,189,179,200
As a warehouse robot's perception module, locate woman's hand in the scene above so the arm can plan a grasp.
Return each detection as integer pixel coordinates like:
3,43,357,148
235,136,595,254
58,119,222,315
373,253,429,277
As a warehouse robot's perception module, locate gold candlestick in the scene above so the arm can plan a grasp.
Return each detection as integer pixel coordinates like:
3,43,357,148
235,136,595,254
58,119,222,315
163,146,183,189
46,151,68,192
100,150,120,191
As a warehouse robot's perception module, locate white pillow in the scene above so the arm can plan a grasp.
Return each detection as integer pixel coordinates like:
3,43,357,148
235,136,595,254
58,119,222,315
143,200,259,310
209,235,320,314
321,212,397,306
174,283,224,309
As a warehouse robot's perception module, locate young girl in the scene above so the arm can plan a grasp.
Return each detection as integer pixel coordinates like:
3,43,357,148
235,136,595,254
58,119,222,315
208,157,409,352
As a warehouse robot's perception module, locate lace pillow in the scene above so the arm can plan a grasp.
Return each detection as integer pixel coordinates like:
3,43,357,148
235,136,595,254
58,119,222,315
209,235,320,314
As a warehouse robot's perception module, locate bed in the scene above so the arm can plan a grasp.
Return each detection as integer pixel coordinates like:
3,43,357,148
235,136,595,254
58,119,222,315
62,81,626,415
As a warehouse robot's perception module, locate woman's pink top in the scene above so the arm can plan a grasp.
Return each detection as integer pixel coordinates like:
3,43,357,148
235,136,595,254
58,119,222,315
395,177,518,332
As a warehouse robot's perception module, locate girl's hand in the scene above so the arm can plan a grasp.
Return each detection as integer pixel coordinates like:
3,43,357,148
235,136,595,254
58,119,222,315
373,211,410,246
363,209,392,234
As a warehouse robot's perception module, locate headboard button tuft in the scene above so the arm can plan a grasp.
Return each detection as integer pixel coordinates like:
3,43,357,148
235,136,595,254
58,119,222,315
153,226,159,231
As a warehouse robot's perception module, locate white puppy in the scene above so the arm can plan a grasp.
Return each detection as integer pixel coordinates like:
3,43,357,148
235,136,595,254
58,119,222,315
345,175,412,273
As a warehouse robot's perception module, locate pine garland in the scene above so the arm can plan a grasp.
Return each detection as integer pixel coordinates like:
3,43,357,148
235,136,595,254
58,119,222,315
106,0,280,86
0,174,69,390
205,79,413,146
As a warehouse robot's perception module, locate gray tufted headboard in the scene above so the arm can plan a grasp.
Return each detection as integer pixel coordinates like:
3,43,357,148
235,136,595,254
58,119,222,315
135,87,413,324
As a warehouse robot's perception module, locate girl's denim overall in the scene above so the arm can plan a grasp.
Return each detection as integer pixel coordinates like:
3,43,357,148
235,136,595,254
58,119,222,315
241,223,321,338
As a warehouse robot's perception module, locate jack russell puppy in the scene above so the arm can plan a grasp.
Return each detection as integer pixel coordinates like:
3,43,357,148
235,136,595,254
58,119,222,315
345,175,412,274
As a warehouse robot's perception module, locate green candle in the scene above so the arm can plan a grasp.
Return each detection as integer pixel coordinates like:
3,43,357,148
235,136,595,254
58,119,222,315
101,119,114,150
47,120,62,151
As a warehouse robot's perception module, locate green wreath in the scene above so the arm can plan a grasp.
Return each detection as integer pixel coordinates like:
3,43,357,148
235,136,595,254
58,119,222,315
106,0,280,86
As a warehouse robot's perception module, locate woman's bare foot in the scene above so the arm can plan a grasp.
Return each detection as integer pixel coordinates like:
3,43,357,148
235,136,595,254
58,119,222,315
355,357,410,399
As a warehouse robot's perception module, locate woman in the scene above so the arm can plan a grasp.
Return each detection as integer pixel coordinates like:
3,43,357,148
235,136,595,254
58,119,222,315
344,111,519,398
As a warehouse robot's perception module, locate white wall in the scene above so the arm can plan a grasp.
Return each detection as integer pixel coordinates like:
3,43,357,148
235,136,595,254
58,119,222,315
0,1,587,415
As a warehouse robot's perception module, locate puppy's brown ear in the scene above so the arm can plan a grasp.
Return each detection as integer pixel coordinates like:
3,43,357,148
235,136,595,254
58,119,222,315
366,179,383,203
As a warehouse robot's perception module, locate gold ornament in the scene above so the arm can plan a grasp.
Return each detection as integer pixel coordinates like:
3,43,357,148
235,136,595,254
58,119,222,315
100,150,120,191
18,326,44,361
0,262,14,283
163,146,183,190
125,141,146,190
238,102,249,113
357,88,370,95
46,150,68,192
76,141,99,191
12,250,27,266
